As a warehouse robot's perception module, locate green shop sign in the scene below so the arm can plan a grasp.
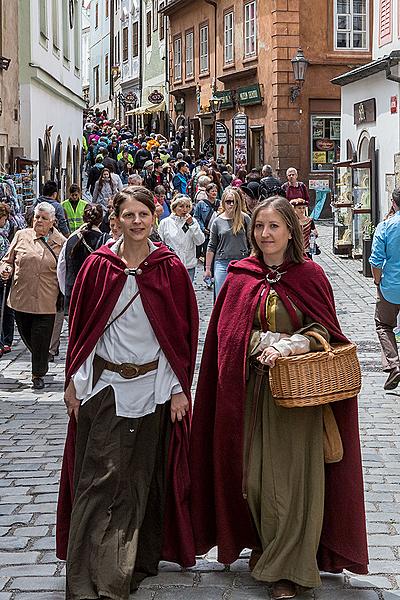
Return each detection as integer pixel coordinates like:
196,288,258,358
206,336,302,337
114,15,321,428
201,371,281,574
214,90,234,110
238,84,262,106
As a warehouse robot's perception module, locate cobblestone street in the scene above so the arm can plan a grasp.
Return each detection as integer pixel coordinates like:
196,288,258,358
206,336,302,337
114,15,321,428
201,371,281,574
0,222,399,599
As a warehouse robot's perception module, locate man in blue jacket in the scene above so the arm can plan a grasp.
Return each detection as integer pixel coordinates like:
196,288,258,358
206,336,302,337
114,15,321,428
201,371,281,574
172,161,190,195
370,188,400,390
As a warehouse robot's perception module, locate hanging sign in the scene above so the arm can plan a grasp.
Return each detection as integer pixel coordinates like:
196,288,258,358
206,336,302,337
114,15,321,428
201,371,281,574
391,96,398,114
233,113,248,172
354,98,376,125
215,121,229,162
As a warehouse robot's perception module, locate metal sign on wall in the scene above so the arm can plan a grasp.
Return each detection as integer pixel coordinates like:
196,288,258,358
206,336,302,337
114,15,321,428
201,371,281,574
354,98,376,125
233,113,248,172
215,121,229,162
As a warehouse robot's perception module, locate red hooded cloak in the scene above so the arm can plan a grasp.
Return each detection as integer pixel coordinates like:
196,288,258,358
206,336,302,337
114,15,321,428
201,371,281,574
56,244,198,567
190,256,368,574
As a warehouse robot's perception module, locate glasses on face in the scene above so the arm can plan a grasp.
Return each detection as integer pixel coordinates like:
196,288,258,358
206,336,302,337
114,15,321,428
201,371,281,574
225,200,235,206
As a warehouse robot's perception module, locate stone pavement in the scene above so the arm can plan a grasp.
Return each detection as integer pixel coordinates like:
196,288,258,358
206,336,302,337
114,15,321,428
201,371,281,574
0,222,399,600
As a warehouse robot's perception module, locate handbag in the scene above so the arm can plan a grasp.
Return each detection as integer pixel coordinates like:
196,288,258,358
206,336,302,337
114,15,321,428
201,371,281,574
38,237,64,311
269,331,362,408
322,404,343,463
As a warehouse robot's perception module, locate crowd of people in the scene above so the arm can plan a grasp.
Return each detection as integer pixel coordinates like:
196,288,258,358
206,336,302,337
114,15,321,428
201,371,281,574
0,116,369,600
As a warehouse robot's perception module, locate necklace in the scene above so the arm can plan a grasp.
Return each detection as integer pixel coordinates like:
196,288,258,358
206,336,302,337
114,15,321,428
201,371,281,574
265,264,287,284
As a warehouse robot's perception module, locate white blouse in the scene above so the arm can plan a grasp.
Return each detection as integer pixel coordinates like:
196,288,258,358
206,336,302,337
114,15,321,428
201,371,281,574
72,241,183,418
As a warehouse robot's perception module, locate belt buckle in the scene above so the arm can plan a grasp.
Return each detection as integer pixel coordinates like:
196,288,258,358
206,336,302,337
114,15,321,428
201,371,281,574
119,363,139,379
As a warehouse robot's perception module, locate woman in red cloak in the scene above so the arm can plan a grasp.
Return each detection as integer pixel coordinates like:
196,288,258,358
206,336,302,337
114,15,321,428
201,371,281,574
190,196,368,600
57,186,198,600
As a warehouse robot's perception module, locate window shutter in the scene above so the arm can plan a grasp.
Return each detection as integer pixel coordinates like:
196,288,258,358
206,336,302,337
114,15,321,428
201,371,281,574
379,0,393,46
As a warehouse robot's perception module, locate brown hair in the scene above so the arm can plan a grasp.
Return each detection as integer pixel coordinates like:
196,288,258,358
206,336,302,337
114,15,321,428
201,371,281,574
250,196,305,264
69,183,81,195
113,186,156,217
83,203,103,228
0,202,10,219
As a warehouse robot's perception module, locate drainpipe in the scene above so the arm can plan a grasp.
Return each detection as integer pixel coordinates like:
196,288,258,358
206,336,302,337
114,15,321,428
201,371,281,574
164,9,169,139
205,0,217,88
109,0,115,109
139,0,143,119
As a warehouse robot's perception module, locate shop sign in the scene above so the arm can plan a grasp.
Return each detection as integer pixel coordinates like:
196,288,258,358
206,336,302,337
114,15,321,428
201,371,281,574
174,100,185,113
354,98,376,125
148,90,164,105
309,179,330,190
215,121,229,162
315,138,335,151
215,90,234,110
237,84,262,106
233,112,248,172
391,95,398,114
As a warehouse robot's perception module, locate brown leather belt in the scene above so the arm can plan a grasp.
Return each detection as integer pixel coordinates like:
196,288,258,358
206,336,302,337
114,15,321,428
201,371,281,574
95,355,159,379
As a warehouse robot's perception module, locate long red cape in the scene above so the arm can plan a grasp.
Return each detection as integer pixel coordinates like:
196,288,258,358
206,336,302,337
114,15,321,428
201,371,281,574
190,256,368,574
56,244,198,567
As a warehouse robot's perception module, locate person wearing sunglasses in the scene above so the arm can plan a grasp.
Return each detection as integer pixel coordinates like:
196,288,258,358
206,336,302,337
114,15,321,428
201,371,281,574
205,187,251,298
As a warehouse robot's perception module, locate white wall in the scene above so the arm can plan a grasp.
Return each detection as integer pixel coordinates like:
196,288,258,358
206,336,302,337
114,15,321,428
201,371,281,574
89,0,111,108
341,70,400,215
120,0,140,86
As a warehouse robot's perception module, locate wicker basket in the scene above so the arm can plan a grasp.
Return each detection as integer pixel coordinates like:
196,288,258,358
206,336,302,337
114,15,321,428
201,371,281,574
269,331,362,408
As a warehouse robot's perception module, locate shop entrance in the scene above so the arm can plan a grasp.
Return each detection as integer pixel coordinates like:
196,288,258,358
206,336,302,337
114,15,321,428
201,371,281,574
250,127,264,170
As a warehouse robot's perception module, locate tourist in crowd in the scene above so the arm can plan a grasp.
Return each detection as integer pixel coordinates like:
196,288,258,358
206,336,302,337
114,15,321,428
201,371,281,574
58,204,106,314
205,187,250,297
154,185,170,220
240,181,261,215
290,198,318,258
259,165,282,199
62,184,88,233
0,203,14,358
173,161,190,195
158,195,205,282
100,148,119,175
194,183,220,254
92,168,118,210
220,164,233,189
283,167,310,203
370,187,400,390
119,160,134,185
57,186,199,599
162,163,174,200
128,173,143,186
0,202,65,389
190,196,368,600
86,154,105,195
134,141,152,171
193,175,211,204
109,211,122,240
35,180,70,237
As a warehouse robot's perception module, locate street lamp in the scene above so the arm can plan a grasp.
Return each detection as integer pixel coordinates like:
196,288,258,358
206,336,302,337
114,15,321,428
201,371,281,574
0,56,11,71
289,48,309,103
209,92,222,159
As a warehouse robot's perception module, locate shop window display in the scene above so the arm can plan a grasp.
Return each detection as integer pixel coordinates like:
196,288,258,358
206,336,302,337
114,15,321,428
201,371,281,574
311,115,341,172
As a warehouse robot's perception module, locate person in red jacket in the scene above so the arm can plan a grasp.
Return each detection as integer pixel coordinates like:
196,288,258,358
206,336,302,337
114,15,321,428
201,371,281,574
57,186,198,600
190,196,368,600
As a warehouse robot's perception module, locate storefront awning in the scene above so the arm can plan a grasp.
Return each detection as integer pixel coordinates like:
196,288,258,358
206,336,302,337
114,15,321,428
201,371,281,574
125,101,165,116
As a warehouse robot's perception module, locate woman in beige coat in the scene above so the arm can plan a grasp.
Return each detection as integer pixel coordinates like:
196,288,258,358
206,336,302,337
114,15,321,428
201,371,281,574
0,202,65,389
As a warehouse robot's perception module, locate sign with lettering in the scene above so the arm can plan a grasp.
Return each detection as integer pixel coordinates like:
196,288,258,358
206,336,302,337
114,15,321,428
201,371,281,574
391,95,398,114
215,121,229,162
354,99,376,125
215,90,234,110
237,84,262,106
233,113,248,172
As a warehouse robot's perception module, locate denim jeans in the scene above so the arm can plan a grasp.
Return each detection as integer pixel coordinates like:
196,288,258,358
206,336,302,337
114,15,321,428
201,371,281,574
187,267,196,282
213,259,231,298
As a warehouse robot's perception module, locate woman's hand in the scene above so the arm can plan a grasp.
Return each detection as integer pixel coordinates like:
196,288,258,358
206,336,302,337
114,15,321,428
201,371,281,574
0,265,12,281
185,215,193,226
171,391,189,423
258,347,281,368
64,380,80,421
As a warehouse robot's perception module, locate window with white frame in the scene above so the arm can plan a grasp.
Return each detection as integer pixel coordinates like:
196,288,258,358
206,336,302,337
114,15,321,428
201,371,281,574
224,11,234,64
174,36,182,81
335,0,368,50
199,24,209,73
244,1,256,57
185,31,194,78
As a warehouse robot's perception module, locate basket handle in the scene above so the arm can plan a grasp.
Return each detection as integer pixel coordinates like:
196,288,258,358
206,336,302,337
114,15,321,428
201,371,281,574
306,330,332,352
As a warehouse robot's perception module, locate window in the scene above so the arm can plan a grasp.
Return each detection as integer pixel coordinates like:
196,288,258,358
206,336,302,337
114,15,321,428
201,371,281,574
117,30,120,63
153,0,158,31
379,0,392,46
93,65,100,103
199,24,209,73
146,11,152,46
122,26,128,61
224,10,234,64
159,2,165,40
132,21,139,58
335,0,368,50
105,54,109,83
310,115,341,172
185,31,194,78
105,0,109,19
95,2,99,28
244,1,256,57
52,0,59,49
174,36,182,81
62,0,70,61
40,0,48,40
74,0,80,71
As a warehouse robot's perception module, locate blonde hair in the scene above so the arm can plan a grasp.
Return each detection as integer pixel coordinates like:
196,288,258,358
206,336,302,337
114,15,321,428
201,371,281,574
171,195,192,213
220,187,247,235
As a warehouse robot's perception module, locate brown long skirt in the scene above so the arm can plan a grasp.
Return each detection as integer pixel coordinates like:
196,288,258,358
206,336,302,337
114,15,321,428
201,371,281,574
66,385,171,600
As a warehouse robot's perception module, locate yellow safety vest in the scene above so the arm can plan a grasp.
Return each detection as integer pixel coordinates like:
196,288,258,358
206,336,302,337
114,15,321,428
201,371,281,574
62,199,88,233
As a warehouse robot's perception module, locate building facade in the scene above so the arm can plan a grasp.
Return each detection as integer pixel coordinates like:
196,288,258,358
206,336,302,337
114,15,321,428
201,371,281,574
89,0,112,113
0,0,20,169
19,0,85,194
163,0,372,186
82,0,91,107
118,0,141,126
